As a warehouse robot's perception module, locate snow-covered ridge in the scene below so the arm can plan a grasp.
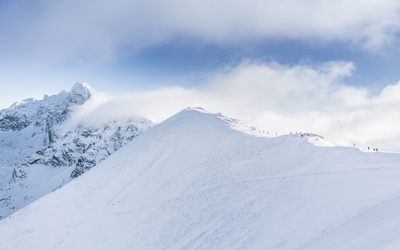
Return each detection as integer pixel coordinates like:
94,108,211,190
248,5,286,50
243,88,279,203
185,107,270,136
187,107,329,145
1,108,400,249
0,82,95,132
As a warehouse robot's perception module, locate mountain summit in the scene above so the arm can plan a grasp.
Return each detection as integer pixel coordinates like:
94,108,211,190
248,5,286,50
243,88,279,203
0,83,153,219
0,82,95,132
1,108,400,249
69,82,96,104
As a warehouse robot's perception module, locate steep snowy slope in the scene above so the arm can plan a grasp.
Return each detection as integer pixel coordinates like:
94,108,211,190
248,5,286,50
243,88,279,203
0,83,153,219
1,108,400,249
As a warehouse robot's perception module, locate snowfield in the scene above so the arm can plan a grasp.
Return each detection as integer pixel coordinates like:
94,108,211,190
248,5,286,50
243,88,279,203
1,108,400,249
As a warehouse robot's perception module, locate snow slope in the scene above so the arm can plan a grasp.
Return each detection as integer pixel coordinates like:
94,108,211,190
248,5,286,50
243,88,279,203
1,108,400,249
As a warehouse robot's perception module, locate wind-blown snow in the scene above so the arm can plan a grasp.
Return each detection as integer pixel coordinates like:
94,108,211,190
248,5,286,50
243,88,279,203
0,108,400,249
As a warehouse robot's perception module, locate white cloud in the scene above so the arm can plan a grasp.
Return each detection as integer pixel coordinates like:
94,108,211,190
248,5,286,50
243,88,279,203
69,60,400,151
1,1,399,151
1,0,399,64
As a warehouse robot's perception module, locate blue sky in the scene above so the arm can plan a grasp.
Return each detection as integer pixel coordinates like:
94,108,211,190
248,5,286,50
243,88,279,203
113,38,400,87
1,0,400,150
1,0,399,101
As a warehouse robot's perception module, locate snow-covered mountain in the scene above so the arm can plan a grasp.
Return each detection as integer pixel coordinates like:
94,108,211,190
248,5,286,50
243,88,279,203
0,83,153,219
1,108,400,249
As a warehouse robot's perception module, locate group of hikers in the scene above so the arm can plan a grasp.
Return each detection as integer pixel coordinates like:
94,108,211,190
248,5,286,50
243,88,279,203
354,143,378,152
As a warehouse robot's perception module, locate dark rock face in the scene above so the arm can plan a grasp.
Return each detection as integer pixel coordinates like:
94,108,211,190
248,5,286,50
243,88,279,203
25,119,152,177
71,157,96,178
0,114,31,131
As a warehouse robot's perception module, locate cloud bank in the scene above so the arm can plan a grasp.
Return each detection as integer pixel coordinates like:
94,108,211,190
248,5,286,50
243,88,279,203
2,0,399,150
70,60,400,151
1,0,399,64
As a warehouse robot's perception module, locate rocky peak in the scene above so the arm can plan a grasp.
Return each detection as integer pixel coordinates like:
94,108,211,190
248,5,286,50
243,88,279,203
0,83,95,132
0,83,154,219
69,82,96,104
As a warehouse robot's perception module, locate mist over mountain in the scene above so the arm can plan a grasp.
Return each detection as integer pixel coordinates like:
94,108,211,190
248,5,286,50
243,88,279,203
0,83,153,219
